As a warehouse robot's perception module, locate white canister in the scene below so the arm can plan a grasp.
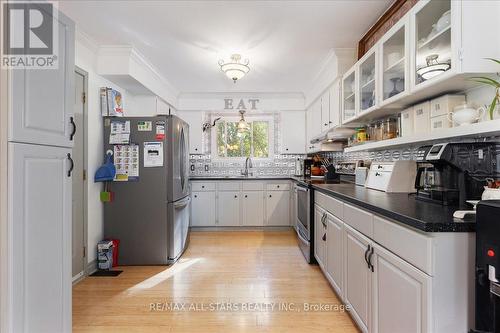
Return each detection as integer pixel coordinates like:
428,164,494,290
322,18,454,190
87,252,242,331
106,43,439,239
482,187,500,200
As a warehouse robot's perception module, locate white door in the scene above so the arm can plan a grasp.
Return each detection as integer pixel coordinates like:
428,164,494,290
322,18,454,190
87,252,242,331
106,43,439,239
314,205,326,268
326,213,344,297
72,71,86,279
241,191,264,226
280,111,306,154
217,191,240,226
265,191,290,226
9,9,75,148
344,224,372,332
9,142,72,333
191,191,216,226
372,245,430,333
177,111,203,154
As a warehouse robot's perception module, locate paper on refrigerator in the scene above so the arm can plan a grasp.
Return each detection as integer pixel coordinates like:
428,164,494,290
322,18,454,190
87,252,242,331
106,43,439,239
144,142,164,167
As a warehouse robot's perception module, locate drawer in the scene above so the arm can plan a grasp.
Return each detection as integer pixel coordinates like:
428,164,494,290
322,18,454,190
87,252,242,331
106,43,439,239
343,203,373,238
430,94,465,117
242,181,264,191
315,191,343,220
218,181,241,191
191,181,216,191
266,183,290,191
373,215,432,275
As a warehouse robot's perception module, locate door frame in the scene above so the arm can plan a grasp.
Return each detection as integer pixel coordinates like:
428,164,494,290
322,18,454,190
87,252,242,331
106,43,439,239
73,66,89,283
0,61,11,332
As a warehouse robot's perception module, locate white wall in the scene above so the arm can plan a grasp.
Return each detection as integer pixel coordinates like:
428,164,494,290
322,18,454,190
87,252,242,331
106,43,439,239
75,31,131,265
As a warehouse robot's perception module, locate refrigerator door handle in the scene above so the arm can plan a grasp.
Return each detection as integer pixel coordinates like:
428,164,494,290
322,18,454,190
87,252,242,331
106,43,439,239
174,196,191,209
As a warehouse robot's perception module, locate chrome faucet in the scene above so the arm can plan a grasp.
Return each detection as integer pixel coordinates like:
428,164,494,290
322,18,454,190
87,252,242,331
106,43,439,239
241,157,253,177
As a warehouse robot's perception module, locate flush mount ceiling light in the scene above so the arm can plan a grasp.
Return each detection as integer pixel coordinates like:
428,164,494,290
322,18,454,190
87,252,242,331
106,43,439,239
416,54,451,81
237,110,249,133
218,54,250,83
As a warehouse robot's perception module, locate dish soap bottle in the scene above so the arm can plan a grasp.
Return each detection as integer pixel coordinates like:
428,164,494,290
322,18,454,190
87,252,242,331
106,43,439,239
295,158,303,176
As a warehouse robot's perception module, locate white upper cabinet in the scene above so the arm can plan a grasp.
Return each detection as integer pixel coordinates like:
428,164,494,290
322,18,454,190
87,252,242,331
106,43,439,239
341,0,500,125
412,0,453,89
177,111,203,154
321,91,330,131
280,111,306,154
380,16,410,106
357,48,378,114
341,66,357,123
328,81,341,129
306,101,321,153
9,10,75,148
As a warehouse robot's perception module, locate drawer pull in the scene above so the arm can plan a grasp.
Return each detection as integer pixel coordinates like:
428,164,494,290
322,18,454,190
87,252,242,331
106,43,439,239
368,246,375,272
364,245,371,269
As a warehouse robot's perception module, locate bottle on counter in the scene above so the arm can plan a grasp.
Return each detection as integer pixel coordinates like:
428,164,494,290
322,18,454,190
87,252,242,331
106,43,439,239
295,158,303,176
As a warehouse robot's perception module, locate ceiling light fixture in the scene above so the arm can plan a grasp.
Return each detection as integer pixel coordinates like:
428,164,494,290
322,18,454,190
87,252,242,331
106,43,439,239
237,110,249,133
218,54,250,83
416,54,451,81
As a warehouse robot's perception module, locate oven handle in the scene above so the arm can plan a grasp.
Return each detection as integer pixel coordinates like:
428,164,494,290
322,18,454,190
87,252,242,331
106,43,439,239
295,185,309,192
296,226,309,244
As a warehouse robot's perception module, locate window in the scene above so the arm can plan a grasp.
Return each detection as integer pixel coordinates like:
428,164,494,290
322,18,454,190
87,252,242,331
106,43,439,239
214,117,273,159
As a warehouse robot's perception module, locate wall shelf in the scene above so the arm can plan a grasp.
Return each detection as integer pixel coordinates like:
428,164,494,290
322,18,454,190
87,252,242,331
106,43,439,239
344,119,500,152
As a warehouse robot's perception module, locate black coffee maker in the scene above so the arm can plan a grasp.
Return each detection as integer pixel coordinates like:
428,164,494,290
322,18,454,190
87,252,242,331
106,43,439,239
414,142,498,208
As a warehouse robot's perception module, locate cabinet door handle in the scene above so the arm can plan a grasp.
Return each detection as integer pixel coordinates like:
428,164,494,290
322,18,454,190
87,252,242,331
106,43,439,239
194,195,197,198
321,213,327,227
277,185,280,188
234,195,238,198
368,246,375,272
245,195,248,198
364,245,371,269
322,233,326,241
69,117,76,141
67,153,74,177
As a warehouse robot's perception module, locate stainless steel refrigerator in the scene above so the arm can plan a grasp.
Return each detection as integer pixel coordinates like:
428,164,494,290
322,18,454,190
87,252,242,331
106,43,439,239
103,115,190,265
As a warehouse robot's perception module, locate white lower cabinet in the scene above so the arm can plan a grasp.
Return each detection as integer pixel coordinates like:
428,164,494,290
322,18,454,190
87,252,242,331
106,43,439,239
242,191,264,226
314,191,474,333
266,190,290,226
371,244,430,333
191,191,216,226
325,213,343,297
314,205,327,268
9,143,72,332
344,224,372,332
217,191,240,226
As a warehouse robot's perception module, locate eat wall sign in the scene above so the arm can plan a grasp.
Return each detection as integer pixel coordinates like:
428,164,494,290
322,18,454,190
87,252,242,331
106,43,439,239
224,98,260,110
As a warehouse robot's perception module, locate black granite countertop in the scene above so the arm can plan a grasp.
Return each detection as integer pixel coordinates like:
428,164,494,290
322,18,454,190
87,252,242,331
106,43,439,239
190,176,292,181
311,183,475,233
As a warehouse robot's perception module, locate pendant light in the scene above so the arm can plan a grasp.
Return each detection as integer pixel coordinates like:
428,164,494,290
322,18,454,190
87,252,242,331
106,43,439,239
416,54,451,81
218,54,250,83
237,110,249,133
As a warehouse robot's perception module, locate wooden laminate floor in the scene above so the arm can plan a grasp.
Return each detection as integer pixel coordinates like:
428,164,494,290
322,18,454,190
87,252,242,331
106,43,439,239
73,230,359,332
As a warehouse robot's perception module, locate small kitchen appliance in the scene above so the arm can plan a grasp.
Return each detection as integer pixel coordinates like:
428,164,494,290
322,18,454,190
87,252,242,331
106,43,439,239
365,160,417,193
472,200,500,333
414,142,499,208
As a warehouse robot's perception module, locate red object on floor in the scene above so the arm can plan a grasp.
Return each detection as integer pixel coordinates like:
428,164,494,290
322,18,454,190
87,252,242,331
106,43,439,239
105,239,120,267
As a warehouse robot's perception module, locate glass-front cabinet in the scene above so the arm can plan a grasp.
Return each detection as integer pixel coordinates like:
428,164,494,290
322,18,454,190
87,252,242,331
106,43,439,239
358,49,377,113
413,0,452,87
380,17,408,104
342,68,357,122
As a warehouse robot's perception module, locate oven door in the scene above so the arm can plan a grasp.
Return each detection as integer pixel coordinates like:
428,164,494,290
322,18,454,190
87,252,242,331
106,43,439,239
296,184,310,236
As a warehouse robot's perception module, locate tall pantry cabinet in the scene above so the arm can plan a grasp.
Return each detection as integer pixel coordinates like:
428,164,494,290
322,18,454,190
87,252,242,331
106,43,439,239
2,6,75,333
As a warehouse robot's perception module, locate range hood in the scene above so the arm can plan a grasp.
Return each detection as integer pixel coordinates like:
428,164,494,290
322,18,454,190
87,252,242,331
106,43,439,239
310,127,356,144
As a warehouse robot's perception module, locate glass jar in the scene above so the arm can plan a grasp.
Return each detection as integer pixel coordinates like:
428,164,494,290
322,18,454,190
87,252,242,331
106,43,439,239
356,127,367,142
367,123,376,141
382,118,398,140
374,121,383,141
